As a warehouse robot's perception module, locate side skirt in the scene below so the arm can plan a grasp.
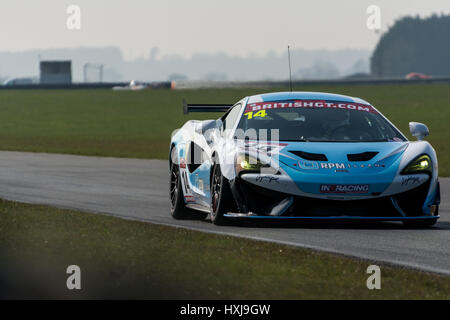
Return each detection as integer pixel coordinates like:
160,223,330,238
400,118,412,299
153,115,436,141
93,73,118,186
223,214,440,221
186,203,211,213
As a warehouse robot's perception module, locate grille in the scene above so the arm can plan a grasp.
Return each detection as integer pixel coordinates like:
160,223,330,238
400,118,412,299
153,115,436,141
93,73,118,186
288,196,397,217
289,150,328,161
347,151,378,161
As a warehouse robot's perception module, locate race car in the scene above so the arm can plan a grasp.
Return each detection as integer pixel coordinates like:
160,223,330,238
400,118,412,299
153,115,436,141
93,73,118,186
405,72,432,80
112,80,149,91
169,91,440,227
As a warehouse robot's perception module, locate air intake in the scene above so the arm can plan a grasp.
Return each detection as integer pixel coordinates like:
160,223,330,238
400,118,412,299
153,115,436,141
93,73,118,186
347,152,378,162
290,151,328,161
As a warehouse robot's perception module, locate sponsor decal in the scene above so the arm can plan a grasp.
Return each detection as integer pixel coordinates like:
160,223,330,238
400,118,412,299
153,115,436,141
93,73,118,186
401,176,421,186
298,160,319,170
320,162,384,169
255,175,280,183
295,161,384,170
321,162,346,169
320,184,369,194
179,158,186,168
245,100,378,114
184,195,195,202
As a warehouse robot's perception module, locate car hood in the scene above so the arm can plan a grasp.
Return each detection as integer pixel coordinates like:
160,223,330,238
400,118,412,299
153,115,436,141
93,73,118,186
278,141,407,174
274,141,409,195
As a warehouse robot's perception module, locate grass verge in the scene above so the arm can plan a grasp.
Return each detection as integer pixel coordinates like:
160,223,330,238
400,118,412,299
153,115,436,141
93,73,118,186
0,84,449,175
0,199,449,299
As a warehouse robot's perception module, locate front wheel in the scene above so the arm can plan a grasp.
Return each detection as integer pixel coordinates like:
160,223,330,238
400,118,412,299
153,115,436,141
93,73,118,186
210,164,234,225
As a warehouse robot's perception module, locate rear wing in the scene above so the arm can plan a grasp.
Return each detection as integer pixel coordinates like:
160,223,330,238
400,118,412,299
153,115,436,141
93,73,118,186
182,99,232,114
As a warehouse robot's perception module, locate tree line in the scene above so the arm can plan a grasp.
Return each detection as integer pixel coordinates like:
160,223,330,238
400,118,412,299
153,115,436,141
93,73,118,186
371,14,450,78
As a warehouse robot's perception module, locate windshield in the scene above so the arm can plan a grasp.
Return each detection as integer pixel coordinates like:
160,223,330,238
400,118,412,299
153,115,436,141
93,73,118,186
235,100,406,142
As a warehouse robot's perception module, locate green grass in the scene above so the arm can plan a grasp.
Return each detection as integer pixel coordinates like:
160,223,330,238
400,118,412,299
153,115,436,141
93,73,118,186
0,84,449,175
0,199,449,299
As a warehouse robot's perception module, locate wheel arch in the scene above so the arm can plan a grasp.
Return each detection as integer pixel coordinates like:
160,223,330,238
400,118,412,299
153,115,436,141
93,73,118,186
210,150,220,185
169,143,176,168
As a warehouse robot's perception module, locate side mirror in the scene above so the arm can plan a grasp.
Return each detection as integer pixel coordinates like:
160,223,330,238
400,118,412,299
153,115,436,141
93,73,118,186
409,122,429,141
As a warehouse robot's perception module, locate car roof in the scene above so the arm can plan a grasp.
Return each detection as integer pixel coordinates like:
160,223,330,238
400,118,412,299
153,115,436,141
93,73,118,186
246,91,371,105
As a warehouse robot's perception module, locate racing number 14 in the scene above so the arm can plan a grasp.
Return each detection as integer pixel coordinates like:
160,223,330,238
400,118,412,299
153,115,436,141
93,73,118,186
244,110,267,119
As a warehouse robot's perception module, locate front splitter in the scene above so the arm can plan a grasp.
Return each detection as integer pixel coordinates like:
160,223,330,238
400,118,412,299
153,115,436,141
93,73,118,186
223,213,439,221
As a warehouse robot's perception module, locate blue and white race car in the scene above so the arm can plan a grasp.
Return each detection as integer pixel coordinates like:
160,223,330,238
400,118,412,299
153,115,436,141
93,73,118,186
169,92,440,227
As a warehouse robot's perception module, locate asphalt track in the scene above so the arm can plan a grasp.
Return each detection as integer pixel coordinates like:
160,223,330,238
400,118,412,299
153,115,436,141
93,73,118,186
0,151,448,275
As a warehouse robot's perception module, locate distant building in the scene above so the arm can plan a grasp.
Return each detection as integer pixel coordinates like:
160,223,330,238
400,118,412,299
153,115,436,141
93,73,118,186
40,60,72,84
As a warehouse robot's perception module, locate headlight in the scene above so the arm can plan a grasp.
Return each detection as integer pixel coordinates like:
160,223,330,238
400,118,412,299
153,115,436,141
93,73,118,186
401,154,432,174
235,154,277,174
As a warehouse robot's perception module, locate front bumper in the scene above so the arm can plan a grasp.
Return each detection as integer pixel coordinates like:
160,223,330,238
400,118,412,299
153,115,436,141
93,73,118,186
229,175,439,219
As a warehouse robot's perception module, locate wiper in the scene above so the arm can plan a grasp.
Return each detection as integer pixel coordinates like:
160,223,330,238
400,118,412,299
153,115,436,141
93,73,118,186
362,139,391,142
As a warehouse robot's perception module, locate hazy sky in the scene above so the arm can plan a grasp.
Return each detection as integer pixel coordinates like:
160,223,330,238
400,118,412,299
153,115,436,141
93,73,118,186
1,0,449,60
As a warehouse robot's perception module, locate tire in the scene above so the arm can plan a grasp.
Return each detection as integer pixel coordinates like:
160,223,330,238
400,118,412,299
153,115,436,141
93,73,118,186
169,161,207,220
210,164,234,225
403,217,438,228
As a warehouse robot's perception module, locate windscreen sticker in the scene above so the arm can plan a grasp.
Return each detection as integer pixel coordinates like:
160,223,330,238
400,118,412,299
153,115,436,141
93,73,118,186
243,109,268,119
245,100,378,114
